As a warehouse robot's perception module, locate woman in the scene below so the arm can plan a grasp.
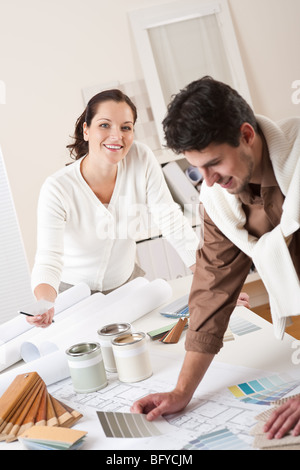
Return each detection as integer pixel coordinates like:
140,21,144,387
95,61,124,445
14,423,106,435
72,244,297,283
28,89,201,327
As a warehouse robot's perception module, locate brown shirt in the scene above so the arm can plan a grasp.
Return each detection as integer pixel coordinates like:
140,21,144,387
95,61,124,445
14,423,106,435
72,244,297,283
186,138,300,355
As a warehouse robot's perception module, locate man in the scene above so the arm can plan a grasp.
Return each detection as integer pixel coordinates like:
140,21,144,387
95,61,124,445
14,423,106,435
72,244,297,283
131,76,300,439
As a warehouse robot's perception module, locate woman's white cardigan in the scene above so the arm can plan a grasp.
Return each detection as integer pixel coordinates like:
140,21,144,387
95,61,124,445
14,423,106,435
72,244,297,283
31,141,199,293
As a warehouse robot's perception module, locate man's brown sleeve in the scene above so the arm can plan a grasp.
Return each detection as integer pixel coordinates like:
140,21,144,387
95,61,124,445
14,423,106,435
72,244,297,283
185,207,252,354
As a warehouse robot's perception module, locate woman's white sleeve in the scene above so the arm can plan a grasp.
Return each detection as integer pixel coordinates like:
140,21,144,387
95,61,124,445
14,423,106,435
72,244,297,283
31,178,66,293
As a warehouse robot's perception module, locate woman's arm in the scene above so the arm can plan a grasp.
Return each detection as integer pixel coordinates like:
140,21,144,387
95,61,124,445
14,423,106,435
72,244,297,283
31,177,66,301
30,177,67,328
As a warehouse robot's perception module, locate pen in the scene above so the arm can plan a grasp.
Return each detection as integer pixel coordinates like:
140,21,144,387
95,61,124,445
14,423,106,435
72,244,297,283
19,311,55,323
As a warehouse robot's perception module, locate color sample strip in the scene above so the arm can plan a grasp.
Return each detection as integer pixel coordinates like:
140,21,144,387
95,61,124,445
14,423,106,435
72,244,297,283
248,380,265,392
97,411,163,438
228,373,300,405
147,322,177,340
183,428,251,450
229,316,261,336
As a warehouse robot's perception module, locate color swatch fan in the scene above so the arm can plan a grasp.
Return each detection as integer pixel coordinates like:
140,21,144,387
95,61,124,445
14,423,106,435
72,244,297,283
0,372,83,443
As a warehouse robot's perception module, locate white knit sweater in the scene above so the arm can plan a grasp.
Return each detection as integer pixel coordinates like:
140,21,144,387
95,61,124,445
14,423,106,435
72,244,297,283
31,141,199,293
200,115,300,339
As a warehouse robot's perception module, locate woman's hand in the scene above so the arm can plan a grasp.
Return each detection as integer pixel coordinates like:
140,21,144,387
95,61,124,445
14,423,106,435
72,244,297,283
236,292,250,308
25,306,55,328
28,283,57,328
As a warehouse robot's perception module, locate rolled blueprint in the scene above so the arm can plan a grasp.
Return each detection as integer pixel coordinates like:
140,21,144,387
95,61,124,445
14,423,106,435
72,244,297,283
21,278,172,362
0,282,91,344
0,278,147,371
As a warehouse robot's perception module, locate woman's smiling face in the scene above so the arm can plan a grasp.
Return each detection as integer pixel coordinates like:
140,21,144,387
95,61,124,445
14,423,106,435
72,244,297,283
83,100,135,166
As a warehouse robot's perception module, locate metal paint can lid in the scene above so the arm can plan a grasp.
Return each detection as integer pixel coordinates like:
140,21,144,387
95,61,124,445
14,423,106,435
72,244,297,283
97,323,131,337
65,342,101,357
112,332,145,346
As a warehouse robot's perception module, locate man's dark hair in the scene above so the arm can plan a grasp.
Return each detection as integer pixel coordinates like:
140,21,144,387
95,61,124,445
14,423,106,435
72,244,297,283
162,76,257,154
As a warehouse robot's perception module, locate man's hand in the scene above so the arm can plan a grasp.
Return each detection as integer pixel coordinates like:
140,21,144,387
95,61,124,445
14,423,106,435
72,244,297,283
131,389,190,421
263,397,300,439
131,351,214,420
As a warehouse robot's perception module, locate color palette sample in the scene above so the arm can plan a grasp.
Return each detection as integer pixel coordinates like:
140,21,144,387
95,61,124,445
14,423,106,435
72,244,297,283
183,428,251,450
229,316,261,336
97,411,170,438
228,373,300,405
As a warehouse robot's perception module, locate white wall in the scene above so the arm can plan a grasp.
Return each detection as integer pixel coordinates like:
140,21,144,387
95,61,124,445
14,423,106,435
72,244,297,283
229,0,300,120
0,0,299,269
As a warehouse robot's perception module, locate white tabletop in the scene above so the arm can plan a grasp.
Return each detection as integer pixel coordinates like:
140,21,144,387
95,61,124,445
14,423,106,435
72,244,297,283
1,275,300,451
135,275,299,373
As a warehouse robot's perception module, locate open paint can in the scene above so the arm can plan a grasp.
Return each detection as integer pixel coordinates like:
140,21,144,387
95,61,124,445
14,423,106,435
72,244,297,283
65,342,107,393
97,322,131,372
112,332,152,383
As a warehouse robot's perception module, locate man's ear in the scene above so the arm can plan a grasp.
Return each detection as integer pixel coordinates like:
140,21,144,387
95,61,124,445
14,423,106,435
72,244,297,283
240,122,255,146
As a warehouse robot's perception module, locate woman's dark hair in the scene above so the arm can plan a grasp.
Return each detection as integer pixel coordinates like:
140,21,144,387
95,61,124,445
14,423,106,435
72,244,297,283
162,76,257,154
67,89,137,160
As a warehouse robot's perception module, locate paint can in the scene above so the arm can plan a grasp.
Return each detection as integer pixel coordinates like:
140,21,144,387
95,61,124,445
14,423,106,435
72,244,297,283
65,342,107,393
111,332,152,383
97,322,132,372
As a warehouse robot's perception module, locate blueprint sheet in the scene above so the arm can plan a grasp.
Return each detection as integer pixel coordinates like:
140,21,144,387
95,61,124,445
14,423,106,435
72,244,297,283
48,352,300,450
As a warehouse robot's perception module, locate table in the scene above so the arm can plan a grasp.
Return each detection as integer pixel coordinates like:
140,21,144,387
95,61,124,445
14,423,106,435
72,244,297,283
1,275,300,451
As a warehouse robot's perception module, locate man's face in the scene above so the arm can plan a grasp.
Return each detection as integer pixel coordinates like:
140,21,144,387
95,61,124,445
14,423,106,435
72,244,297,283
184,142,255,195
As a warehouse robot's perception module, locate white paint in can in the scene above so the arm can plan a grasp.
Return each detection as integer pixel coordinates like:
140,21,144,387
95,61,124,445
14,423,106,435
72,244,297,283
112,332,152,383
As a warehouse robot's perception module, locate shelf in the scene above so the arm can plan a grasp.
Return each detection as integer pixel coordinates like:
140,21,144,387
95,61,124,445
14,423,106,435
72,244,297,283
244,271,261,284
154,148,184,165
243,271,268,308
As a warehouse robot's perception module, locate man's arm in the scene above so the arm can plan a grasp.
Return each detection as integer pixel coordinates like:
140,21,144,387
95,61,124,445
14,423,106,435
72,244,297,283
132,207,252,418
131,351,214,420
186,208,252,354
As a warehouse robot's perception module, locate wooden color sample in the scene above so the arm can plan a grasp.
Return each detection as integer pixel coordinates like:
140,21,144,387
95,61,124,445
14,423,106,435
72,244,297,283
15,382,46,438
58,400,83,427
0,373,40,426
49,397,83,428
0,380,45,442
35,387,48,426
160,317,188,343
50,396,74,427
46,393,59,427
0,372,83,445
